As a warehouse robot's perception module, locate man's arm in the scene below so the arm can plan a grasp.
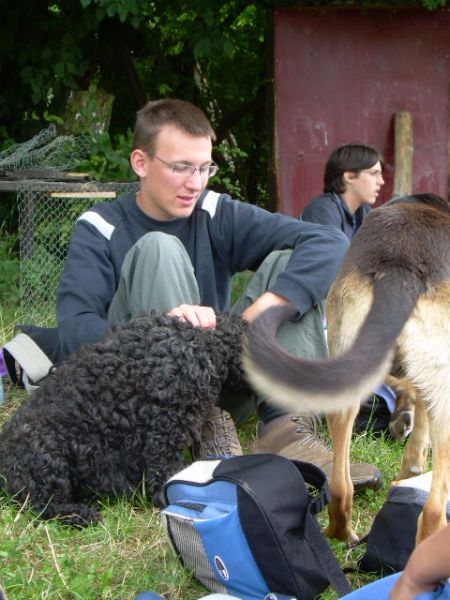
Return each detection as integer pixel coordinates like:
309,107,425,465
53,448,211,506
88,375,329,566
213,195,350,318
56,219,117,357
241,291,289,323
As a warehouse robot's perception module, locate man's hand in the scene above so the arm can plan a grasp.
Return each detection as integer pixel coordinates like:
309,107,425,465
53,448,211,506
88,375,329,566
167,304,216,329
241,291,289,324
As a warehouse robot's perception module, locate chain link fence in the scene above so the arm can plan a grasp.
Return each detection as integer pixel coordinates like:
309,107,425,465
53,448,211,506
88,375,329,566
16,179,139,325
0,124,91,172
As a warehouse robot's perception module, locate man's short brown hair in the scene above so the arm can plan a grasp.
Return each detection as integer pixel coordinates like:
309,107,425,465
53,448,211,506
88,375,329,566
324,143,384,194
133,98,216,154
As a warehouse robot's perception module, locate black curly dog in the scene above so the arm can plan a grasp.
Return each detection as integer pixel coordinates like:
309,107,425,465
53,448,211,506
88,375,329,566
0,311,247,527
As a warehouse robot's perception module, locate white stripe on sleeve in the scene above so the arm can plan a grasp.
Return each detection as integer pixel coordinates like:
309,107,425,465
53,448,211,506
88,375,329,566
77,211,115,240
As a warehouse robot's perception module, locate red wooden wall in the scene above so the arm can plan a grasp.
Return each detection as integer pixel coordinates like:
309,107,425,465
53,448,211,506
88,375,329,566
273,8,450,216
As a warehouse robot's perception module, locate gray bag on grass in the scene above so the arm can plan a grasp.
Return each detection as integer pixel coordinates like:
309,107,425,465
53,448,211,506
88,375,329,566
3,327,58,394
359,471,450,574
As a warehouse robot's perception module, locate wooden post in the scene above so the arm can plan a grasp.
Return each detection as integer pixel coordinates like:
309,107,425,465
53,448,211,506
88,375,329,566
447,83,450,198
393,111,414,197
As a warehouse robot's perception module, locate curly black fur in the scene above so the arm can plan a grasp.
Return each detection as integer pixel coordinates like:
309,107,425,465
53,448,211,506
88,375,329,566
0,311,247,527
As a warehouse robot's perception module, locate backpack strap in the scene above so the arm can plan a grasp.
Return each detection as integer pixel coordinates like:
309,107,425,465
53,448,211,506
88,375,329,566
3,332,54,391
303,514,353,596
291,460,330,515
292,461,352,597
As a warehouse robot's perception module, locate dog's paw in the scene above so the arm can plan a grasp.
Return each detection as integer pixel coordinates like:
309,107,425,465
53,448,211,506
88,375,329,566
44,503,101,527
389,408,414,441
152,488,167,509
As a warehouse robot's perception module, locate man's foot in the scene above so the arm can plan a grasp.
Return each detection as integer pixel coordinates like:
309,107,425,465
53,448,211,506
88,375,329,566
191,407,243,460
250,414,382,492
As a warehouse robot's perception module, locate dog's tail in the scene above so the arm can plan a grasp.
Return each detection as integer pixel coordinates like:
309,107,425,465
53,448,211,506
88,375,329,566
242,267,426,415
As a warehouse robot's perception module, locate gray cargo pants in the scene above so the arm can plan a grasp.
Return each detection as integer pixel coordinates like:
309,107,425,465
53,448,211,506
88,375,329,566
108,232,327,423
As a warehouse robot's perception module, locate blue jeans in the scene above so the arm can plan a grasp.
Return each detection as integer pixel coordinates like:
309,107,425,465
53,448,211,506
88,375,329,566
343,572,450,600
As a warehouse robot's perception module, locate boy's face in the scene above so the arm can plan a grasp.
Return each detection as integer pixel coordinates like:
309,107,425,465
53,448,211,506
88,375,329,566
133,124,213,221
344,160,384,206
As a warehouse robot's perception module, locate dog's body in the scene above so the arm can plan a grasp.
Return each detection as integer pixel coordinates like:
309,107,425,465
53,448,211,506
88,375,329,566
244,193,450,544
0,311,247,527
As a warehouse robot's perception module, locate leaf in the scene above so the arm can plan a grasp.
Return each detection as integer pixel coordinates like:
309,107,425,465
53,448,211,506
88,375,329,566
54,62,65,77
223,39,234,59
105,3,116,17
194,37,211,60
203,6,214,27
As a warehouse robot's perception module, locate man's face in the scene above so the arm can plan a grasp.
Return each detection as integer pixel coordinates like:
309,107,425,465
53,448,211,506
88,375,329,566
345,160,385,206
136,124,213,221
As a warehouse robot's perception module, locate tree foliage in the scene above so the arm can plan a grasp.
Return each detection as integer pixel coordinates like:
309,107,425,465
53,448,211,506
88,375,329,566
0,0,447,201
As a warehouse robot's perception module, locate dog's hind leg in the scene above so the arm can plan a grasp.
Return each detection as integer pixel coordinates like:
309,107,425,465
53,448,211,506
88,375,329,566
397,291,450,542
324,276,369,544
416,413,450,543
324,405,360,545
397,398,430,480
19,456,101,527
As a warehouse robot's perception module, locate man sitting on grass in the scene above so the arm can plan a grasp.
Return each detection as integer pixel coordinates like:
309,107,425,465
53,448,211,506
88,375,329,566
56,98,380,490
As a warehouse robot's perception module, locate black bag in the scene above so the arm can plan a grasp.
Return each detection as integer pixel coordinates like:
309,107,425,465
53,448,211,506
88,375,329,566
161,454,352,600
359,471,450,575
354,395,392,435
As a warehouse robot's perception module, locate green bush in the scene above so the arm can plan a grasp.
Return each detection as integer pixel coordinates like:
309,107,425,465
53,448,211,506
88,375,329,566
20,245,65,307
76,130,135,181
0,232,20,305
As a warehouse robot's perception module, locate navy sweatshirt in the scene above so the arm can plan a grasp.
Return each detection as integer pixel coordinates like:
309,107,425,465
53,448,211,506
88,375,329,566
56,189,349,357
301,192,369,240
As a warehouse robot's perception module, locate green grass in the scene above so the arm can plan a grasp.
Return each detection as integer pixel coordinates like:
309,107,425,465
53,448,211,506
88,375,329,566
0,384,208,600
0,278,412,599
0,381,410,600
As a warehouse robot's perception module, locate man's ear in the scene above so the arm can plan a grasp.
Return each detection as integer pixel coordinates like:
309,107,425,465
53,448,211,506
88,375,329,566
130,149,148,178
343,170,357,186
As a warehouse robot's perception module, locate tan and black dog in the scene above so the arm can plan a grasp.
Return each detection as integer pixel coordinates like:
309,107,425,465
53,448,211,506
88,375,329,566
243,193,450,545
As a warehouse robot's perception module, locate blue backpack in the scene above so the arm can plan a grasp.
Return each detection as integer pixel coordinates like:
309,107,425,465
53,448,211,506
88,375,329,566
161,454,352,600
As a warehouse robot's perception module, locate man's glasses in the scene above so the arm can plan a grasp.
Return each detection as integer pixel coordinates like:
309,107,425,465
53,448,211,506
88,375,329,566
153,154,219,178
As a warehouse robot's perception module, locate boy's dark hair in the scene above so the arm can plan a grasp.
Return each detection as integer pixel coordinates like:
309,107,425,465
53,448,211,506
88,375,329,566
133,98,216,154
324,143,384,194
